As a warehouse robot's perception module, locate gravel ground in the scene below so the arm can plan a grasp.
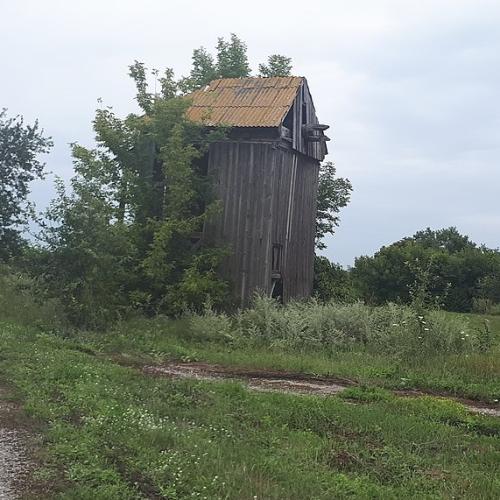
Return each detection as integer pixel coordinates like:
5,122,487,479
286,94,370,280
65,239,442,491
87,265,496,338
0,386,33,500
0,426,29,500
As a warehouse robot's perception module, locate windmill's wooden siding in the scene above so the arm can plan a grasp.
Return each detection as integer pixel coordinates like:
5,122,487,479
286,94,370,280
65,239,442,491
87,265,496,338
205,141,319,305
288,80,326,161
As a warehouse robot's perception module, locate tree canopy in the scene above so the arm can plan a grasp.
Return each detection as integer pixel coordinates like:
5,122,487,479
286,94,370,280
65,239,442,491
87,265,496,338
315,162,352,250
0,110,52,261
180,34,293,91
258,55,293,77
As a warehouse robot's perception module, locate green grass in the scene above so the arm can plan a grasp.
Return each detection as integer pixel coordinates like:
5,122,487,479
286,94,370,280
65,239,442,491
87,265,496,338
77,313,500,402
1,321,499,499
2,268,499,402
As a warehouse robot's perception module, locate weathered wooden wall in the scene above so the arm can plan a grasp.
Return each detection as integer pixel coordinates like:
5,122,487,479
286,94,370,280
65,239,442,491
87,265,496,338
289,80,327,161
205,141,319,305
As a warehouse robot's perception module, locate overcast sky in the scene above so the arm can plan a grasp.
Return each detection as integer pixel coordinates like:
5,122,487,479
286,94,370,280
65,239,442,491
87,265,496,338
2,0,499,266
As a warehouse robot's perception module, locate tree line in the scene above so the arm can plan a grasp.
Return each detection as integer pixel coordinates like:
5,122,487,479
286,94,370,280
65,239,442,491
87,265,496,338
315,227,500,314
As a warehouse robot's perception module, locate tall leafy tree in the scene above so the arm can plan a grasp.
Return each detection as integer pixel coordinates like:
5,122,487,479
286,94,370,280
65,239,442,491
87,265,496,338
258,55,293,77
216,34,251,79
0,110,52,260
315,162,352,250
179,48,218,92
38,63,228,327
180,35,293,92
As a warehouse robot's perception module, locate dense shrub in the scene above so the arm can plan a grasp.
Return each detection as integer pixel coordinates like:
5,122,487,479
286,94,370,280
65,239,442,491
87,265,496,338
313,256,356,303
0,264,64,328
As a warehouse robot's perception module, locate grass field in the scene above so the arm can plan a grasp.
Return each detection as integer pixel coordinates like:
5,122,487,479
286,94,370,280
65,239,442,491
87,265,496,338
0,320,499,499
0,287,499,498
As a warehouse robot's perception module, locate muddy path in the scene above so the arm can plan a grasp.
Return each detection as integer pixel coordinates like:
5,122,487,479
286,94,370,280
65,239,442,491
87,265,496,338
143,362,500,418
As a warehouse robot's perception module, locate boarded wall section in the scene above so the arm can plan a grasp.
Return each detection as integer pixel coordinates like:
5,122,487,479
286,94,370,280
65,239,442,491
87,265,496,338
205,141,319,305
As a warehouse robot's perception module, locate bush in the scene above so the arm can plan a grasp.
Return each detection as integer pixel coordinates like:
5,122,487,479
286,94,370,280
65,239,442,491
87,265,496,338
472,298,500,316
0,265,64,329
313,256,356,303
188,303,234,343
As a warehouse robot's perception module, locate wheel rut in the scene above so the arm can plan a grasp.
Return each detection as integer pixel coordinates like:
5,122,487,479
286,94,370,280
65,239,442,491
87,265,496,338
142,362,500,418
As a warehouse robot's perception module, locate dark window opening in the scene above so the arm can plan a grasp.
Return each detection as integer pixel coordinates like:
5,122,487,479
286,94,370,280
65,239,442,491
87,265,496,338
302,102,307,125
283,107,293,130
272,244,282,272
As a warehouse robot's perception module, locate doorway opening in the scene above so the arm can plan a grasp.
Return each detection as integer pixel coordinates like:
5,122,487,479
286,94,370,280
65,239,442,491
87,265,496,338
271,243,284,303
271,277,283,303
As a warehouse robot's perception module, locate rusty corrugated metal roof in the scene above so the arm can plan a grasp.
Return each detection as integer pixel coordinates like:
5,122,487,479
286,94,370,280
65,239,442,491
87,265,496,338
185,76,303,127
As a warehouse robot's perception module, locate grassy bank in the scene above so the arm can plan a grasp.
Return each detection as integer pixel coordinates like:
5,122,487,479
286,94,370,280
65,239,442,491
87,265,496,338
1,321,499,498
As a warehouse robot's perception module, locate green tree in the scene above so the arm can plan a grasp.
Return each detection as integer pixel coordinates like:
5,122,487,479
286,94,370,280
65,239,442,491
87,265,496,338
352,228,500,312
316,162,352,250
37,62,228,327
216,33,251,79
179,48,218,93
258,55,293,77
313,256,355,302
480,274,500,302
37,176,135,328
180,35,294,92
412,227,475,253
0,110,52,260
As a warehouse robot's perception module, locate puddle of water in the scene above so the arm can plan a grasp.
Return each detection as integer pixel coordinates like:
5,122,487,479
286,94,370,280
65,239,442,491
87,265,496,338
145,365,346,396
246,377,346,396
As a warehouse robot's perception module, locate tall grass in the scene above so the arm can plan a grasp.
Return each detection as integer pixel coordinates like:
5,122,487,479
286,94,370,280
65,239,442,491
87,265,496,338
189,296,479,359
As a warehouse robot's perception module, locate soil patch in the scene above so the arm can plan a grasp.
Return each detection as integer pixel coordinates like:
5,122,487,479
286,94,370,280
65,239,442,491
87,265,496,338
143,362,500,418
143,362,351,396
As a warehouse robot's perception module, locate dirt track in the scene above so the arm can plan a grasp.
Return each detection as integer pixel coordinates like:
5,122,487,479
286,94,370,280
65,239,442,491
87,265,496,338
143,362,500,418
